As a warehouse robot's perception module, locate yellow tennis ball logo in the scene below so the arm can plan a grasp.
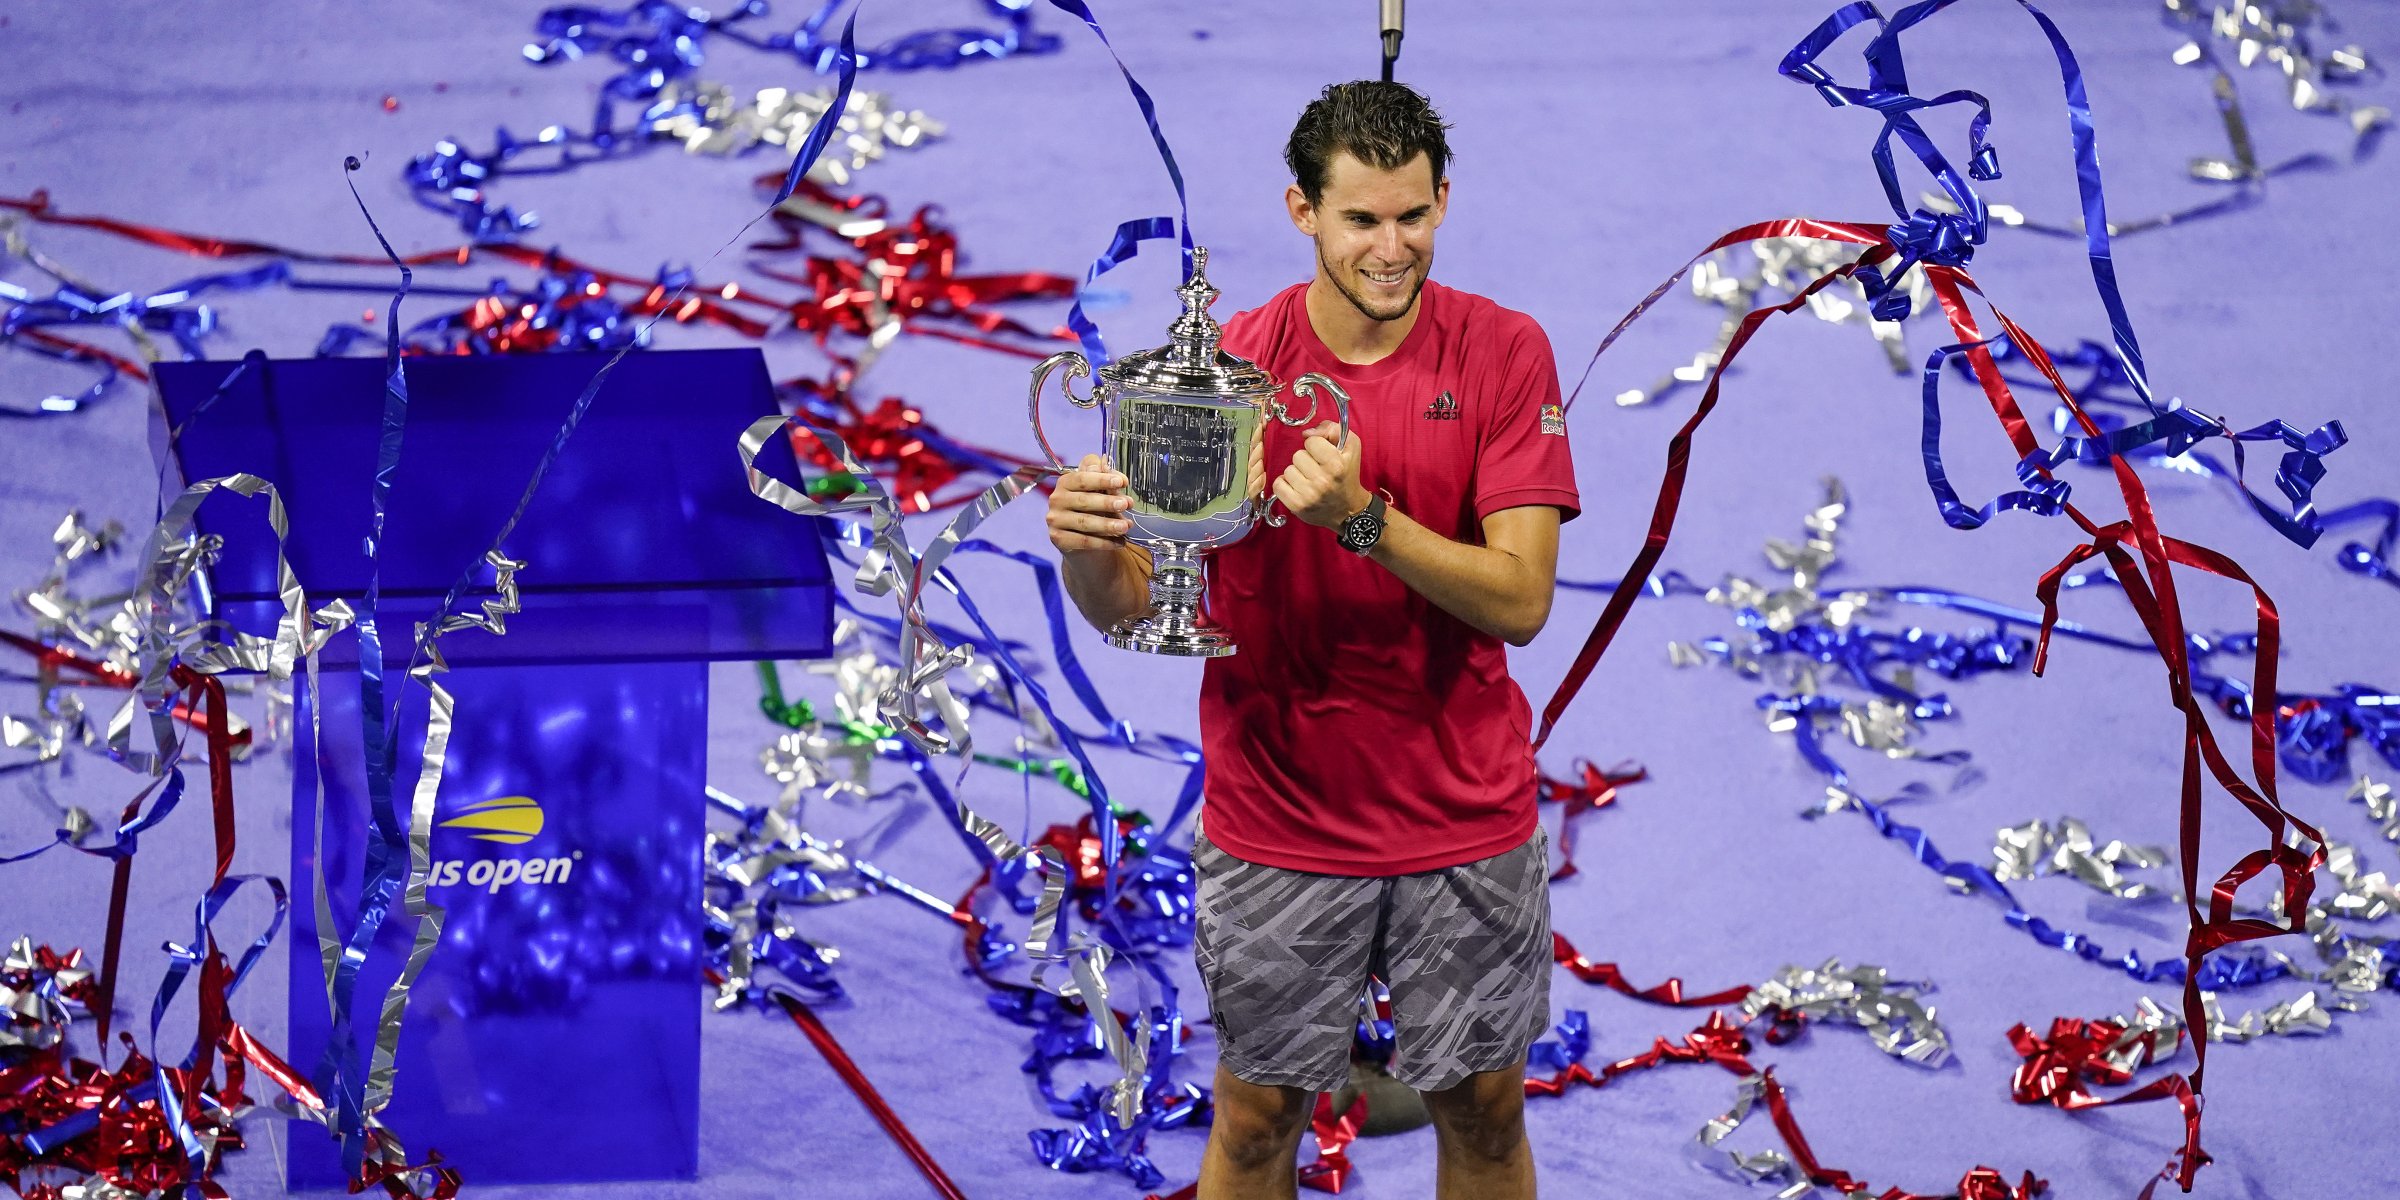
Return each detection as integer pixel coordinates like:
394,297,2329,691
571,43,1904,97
435,795,545,845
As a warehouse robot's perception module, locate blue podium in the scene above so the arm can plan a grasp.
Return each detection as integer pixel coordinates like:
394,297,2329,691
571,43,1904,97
157,349,833,1189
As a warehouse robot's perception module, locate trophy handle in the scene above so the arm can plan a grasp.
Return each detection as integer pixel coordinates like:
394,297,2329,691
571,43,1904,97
1029,350,1100,471
1260,372,1354,528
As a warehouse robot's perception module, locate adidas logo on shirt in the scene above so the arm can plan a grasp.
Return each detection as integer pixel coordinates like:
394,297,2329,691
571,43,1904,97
1423,391,1460,421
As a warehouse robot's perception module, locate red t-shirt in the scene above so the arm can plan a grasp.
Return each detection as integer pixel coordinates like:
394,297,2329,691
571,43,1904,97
1199,279,1580,875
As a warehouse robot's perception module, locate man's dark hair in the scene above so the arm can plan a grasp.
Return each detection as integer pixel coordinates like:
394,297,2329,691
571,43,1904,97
1283,81,1452,205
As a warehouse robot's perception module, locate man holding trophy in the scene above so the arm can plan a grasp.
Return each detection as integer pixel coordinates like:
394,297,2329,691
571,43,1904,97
1041,82,1577,1199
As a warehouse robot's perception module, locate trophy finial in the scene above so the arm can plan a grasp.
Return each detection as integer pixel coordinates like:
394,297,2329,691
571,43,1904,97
1168,245,1221,364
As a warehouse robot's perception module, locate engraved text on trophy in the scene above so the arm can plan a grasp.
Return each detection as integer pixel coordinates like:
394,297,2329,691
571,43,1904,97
1112,397,1258,524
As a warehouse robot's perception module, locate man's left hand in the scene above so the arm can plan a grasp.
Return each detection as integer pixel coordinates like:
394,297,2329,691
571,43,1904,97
1273,421,1370,531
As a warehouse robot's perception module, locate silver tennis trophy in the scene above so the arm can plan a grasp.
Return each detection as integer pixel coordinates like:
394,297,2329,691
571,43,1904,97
1030,246,1351,657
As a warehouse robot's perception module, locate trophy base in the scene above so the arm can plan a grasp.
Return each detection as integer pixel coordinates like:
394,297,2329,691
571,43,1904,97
1103,611,1236,658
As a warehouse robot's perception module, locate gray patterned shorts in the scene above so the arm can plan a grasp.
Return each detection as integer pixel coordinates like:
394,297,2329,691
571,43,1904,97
1191,825,1552,1093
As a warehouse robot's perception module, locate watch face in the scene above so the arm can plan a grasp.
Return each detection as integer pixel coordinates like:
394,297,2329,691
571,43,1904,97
1343,513,1377,546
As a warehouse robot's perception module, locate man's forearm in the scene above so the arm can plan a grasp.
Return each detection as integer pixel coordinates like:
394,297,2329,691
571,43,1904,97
1363,509,1553,645
1062,542,1154,633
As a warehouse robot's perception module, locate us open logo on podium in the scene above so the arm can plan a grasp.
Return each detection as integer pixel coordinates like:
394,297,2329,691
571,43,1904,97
429,795,582,893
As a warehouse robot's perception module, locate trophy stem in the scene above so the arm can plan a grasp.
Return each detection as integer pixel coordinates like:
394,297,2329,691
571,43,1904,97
1104,542,1236,657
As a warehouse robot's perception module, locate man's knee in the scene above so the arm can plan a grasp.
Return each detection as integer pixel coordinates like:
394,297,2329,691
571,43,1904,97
1211,1068,1313,1170
1426,1076,1527,1162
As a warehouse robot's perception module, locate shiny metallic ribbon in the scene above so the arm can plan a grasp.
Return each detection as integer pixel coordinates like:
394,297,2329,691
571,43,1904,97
301,19,867,1158
1042,0,1194,364
1993,817,2172,901
1616,237,1924,410
1739,960,1952,1068
1915,2,2387,240
1524,1006,2042,1197
743,413,1168,1125
1531,6,2342,1178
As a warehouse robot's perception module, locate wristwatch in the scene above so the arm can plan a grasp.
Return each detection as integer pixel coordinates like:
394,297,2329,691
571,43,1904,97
1336,492,1387,555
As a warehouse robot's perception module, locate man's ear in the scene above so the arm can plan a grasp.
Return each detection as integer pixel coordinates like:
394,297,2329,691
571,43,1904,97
1432,176,1450,228
1286,183,1317,237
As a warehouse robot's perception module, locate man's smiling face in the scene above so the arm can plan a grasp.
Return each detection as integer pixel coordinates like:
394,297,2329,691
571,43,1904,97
1291,149,1449,324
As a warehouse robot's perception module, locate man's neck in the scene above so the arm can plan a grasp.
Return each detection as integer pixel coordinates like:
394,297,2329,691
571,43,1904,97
1305,273,1421,366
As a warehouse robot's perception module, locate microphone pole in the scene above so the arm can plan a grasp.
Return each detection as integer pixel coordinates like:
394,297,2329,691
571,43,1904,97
1380,0,1403,81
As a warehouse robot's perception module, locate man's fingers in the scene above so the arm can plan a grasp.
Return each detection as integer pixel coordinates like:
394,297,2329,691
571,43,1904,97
1060,467,1129,496
1056,486,1132,514
1286,451,1331,487
1049,509,1131,538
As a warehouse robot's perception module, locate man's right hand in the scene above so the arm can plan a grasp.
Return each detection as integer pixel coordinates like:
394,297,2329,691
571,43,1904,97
1046,454,1135,555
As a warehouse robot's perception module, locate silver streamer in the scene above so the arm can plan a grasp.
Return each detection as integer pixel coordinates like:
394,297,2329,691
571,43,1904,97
0,936,93,1051
2166,0,2389,169
647,82,942,186
2120,983,2356,1048
1926,1,2389,238
738,413,1148,1125
1686,1074,1819,1199
1670,481,1957,777
1991,817,2172,902
356,553,528,1116
704,782,968,1009
1741,959,1952,1068
3,485,511,1194
2198,987,2350,1041
1614,240,1924,409
1677,478,1865,648
2094,995,2189,1074
2349,773,2397,844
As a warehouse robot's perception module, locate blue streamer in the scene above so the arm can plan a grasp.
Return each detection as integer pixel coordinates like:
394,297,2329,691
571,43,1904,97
424,1,1055,240
318,155,418,1179
1938,336,2352,548
1062,216,1178,367
141,873,290,1179
316,265,664,357
0,769,184,866
1829,782,2279,989
1783,0,2158,408
1043,0,1195,364
1,259,301,416
1918,338,2074,530
1646,557,2363,991
2322,499,2399,590
1527,1009,1592,1074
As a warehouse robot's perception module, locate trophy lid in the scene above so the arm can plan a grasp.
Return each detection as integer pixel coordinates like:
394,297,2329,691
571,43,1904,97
1098,246,1281,398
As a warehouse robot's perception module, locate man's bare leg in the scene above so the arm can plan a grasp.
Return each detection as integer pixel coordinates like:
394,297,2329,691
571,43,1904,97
1422,1060,1534,1200
1197,1063,1314,1200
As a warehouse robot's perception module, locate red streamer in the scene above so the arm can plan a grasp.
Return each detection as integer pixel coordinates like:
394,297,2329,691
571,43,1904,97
2005,1012,2200,1197
779,375,1040,514
1294,1091,1365,1194
1550,934,1753,1007
1527,214,2317,1190
1525,1008,2041,1198
746,176,1078,352
1,977,460,1197
1535,759,1644,880
760,982,971,1200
